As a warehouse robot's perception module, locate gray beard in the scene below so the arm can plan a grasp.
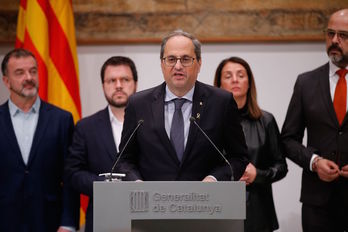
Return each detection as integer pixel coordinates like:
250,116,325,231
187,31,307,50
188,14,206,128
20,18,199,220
329,53,344,64
10,85,38,98
328,50,348,67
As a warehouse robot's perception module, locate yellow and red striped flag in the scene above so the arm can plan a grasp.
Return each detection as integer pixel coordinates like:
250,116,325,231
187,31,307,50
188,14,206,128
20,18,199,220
15,0,88,227
15,0,81,121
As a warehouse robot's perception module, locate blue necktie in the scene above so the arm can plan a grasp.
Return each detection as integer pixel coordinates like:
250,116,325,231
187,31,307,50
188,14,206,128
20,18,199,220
170,98,186,161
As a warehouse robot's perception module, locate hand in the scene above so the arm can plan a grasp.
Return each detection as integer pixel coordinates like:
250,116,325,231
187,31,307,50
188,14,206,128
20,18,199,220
315,158,340,182
135,179,143,182
239,163,257,185
339,164,348,178
57,227,74,232
202,176,217,182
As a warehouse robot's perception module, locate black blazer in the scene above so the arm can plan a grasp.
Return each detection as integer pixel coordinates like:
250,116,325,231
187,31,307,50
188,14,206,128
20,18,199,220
240,108,287,232
65,107,117,232
0,100,79,232
118,81,249,181
281,63,348,206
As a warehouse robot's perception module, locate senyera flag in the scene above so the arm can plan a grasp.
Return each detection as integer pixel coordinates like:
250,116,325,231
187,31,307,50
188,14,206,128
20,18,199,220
15,0,88,227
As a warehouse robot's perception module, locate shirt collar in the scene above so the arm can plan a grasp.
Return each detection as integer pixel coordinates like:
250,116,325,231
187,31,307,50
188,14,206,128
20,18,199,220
108,105,121,124
165,85,195,103
329,60,348,78
8,97,41,117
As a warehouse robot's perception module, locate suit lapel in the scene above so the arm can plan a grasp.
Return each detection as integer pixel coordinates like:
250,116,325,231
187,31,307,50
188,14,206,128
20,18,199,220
97,107,118,161
0,102,24,165
318,63,341,126
151,83,180,164
182,81,207,163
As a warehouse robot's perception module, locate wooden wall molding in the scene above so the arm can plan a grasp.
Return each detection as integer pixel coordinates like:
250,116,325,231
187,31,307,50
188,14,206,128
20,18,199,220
0,0,346,44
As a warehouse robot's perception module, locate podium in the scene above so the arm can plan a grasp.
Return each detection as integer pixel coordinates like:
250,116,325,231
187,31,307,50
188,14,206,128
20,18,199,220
94,181,245,232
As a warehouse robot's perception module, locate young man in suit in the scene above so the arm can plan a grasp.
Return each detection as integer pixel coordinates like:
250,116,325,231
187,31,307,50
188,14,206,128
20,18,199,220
118,30,248,182
65,56,138,232
0,49,79,231
281,9,348,232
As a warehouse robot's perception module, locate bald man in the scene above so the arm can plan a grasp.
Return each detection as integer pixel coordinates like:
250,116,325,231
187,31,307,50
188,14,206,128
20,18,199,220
281,9,348,232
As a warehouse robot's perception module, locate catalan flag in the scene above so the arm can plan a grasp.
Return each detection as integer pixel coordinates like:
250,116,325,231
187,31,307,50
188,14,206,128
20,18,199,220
15,0,88,227
15,0,81,122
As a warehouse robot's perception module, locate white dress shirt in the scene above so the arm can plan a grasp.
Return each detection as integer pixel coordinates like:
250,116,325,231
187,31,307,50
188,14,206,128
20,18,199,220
164,85,194,149
108,105,123,152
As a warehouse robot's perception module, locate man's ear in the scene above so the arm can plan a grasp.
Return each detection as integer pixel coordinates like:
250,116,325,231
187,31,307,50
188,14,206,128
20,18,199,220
2,75,10,89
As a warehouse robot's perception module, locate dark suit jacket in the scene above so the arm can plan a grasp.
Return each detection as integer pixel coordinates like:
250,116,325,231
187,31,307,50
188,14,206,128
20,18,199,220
118,81,249,181
0,100,79,232
281,63,348,206
65,107,117,232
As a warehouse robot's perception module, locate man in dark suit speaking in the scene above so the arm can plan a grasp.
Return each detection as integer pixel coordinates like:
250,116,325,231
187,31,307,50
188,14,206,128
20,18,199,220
118,30,248,182
281,9,348,232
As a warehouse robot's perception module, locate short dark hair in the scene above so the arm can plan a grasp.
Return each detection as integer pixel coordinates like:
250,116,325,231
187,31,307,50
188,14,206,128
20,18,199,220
214,56,262,120
160,29,201,61
100,56,138,84
1,48,37,76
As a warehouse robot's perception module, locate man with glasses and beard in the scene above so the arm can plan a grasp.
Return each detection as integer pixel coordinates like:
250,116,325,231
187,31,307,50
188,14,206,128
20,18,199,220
281,9,348,232
65,56,138,232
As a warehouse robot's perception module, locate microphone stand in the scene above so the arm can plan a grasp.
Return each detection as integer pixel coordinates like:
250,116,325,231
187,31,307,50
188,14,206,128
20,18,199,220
190,117,234,181
99,119,144,182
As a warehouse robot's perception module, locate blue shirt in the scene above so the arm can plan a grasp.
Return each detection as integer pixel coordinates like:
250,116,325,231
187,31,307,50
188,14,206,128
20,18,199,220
164,85,194,149
8,98,40,165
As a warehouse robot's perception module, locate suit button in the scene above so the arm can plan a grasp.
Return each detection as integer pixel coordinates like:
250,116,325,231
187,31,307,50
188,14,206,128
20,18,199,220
339,131,343,135
25,170,29,174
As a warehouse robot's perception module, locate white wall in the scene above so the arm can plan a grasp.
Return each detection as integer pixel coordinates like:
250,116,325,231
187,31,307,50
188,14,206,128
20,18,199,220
0,43,328,231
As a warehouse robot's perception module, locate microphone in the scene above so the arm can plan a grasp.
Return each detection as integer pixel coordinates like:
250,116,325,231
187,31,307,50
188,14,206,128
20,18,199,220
101,119,144,181
189,117,234,181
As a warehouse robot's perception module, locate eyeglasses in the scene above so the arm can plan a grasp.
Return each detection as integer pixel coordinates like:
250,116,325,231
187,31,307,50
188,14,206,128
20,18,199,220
324,29,348,42
162,56,195,67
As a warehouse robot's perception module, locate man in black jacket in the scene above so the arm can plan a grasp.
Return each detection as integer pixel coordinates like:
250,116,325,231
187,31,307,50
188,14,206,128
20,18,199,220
118,30,249,182
65,56,138,232
281,9,348,232
0,49,79,231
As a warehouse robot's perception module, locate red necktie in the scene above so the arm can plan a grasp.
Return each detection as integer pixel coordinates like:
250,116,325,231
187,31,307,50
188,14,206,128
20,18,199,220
333,69,348,125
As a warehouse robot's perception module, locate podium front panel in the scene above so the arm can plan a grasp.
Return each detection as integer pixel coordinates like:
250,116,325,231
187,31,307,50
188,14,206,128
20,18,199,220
94,181,245,231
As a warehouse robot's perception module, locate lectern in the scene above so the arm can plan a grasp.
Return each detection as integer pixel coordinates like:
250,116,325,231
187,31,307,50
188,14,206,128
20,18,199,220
94,181,245,232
